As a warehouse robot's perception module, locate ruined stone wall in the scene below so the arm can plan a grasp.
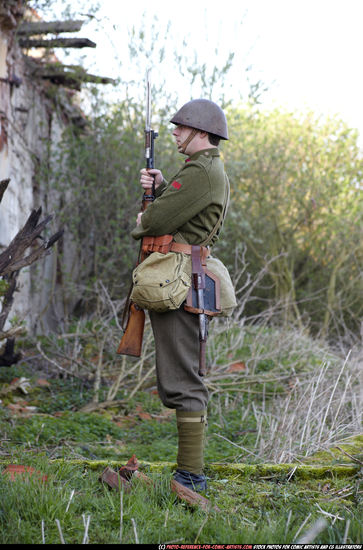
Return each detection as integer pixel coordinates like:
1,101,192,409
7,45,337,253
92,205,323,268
0,2,78,333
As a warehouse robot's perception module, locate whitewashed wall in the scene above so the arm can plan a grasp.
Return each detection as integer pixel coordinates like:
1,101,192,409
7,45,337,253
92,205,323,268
0,8,78,333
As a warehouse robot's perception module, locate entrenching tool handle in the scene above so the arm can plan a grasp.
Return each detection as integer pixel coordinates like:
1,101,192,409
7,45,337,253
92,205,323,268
117,303,145,357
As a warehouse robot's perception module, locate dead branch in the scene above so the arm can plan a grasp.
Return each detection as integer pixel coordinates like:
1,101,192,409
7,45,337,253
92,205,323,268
0,206,63,276
335,446,363,466
79,400,127,413
0,326,25,341
0,179,63,367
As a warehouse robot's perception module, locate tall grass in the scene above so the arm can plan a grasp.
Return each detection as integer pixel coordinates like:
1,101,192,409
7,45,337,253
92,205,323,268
32,271,362,465
207,318,362,463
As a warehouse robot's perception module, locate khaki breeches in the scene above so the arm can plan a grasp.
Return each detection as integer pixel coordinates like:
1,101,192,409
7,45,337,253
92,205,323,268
149,307,209,412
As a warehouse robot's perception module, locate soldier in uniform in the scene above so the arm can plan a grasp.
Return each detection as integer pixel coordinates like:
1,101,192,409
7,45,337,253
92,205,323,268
131,99,230,492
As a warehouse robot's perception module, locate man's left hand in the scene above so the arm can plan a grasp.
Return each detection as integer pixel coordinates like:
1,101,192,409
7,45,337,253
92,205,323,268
136,212,143,226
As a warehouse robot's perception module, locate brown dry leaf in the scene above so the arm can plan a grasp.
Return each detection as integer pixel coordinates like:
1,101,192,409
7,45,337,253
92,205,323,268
135,405,152,420
138,411,152,420
36,378,51,387
6,403,37,416
2,464,48,482
287,377,299,392
153,409,175,423
227,361,246,373
114,416,137,428
118,454,140,480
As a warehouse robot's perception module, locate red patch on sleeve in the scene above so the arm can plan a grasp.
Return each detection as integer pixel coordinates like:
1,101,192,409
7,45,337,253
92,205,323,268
172,181,182,190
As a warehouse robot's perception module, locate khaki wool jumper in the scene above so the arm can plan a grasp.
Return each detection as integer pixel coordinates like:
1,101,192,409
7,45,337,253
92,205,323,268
131,148,227,245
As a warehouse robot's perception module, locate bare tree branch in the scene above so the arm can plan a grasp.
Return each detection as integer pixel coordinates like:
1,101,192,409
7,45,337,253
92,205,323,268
0,179,63,367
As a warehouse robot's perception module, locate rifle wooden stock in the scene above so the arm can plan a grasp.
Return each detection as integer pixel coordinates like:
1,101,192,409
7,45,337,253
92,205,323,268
117,302,145,357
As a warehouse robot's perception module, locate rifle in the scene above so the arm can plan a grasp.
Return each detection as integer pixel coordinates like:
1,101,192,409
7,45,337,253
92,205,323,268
117,71,158,357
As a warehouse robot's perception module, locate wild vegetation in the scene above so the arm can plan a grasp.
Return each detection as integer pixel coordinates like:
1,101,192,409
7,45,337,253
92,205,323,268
0,308,362,543
45,94,363,345
0,1,362,544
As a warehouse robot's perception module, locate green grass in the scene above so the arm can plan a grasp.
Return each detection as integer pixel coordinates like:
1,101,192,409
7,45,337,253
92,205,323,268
0,452,361,544
0,327,362,544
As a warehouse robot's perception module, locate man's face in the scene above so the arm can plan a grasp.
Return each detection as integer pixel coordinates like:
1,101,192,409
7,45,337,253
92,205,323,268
172,124,194,153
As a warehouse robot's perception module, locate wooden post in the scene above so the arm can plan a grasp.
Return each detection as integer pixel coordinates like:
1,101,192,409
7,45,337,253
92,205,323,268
17,20,85,35
19,37,96,49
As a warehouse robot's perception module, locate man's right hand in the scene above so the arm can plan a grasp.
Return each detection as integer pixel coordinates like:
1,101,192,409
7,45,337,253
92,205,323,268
140,168,163,190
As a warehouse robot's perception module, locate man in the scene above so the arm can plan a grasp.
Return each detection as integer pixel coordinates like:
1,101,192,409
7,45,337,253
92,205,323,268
131,99,230,492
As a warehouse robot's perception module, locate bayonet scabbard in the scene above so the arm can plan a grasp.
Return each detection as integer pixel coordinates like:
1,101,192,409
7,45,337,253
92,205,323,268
191,246,208,376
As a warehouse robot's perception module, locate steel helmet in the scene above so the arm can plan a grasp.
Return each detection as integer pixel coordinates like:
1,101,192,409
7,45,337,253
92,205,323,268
170,99,228,140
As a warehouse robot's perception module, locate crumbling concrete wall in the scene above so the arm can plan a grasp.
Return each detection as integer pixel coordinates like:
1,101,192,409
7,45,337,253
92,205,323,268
0,2,78,333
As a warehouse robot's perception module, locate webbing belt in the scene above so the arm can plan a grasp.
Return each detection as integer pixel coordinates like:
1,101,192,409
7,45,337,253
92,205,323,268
141,234,209,263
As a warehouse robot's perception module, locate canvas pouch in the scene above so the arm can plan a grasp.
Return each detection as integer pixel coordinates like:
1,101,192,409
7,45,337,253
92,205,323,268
205,256,237,317
130,251,191,312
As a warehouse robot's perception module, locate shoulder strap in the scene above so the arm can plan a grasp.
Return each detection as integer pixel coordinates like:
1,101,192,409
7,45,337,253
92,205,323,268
200,174,230,246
